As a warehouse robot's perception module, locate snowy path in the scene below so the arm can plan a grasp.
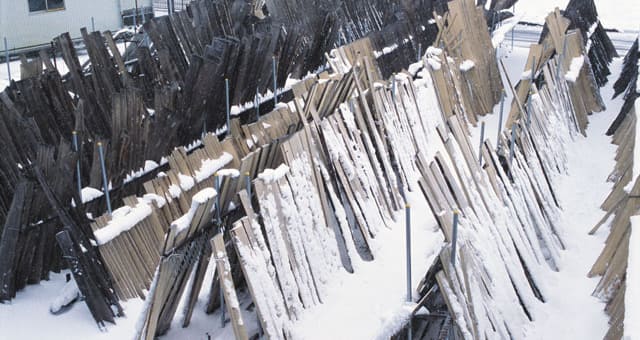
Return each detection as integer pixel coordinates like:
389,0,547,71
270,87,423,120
521,59,625,339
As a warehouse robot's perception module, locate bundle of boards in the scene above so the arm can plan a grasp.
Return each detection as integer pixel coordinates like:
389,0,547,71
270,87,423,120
405,2,618,340
588,37,640,340
0,0,452,306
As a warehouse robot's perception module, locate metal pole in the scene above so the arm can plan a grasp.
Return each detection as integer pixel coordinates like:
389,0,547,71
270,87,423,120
97,142,112,215
245,172,251,200
405,202,413,338
272,56,278,107
451,210,460,267
134,0,139,27
417,43,422,62
215,174,221,224
72,131,82,200
496,92,505,149
509,124,517,165
91,17,96,32
478,121,486,165
225,78,230,132
4,37,10,81
214,174,225,327
405,204,412,302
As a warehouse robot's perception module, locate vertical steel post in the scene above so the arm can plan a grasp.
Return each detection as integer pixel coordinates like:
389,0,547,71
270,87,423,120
272,56,278,107
451,211,460,267
4,37,10,81
72,131,82,200
405,203,412,303
225,78,230,132
134,0,139,27
91,17,96,32
509,124,517,165
97,142,112,215
215,174,221,224
496,92,505,149
478,121,486,165
245,172,251,199
214,173,225,327
405,202,413,339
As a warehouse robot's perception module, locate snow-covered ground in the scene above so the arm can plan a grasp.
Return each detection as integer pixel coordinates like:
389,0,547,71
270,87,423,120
519,59,624,339
1,1,638,339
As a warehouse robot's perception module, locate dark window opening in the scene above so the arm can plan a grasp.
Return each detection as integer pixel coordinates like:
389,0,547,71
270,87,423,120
28,0,65,13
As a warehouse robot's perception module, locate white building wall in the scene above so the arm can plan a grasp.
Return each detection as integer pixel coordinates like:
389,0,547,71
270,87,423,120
0,0,152,51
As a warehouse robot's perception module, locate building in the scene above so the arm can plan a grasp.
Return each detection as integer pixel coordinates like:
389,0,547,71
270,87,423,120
0,0,153,53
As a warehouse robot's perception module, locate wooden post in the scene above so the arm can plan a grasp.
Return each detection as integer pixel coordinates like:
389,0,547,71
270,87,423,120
4,37,10,81
91,17,96,32
225,78,230,131
418,43,422,62
478,121,486,165
97,142,112,215
557,37,568,83
72,131,82,200
451,210,460,267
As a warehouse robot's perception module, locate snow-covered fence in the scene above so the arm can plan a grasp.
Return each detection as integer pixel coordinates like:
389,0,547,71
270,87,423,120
589,37,639,340
407,4,616,339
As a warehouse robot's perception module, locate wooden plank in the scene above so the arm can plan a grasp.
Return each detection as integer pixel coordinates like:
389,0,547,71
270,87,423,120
211,233,248,340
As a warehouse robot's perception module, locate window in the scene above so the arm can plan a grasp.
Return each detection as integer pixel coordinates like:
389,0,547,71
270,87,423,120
28,0,65,13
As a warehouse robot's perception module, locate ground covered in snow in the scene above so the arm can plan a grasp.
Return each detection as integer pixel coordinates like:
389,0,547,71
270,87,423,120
1,1,639,339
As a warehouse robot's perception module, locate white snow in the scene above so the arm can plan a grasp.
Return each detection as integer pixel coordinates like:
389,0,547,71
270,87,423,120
626,216,640,340
216,169,240,178
257,164,290,183
168,184,182,199
93,202,153,245
459,59,475,72
565,56,585,83
171,188,216,233
49,279,79,314
194,152,233,183
178,173,195,191
491,16,522,48
81,187,104,203
138,193,167,208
